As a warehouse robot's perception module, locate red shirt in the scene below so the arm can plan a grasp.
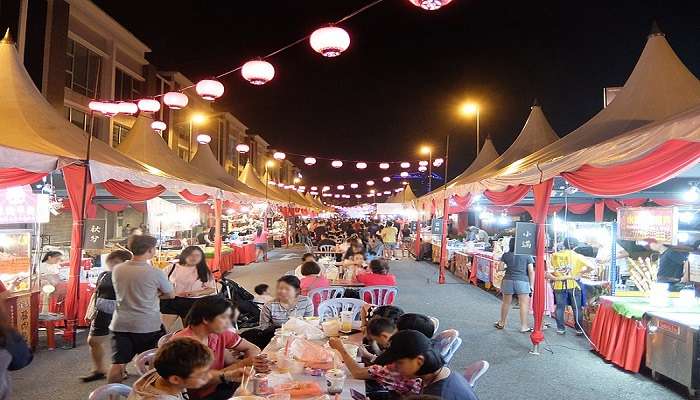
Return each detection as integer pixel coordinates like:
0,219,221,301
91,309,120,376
300,276,330,296
175,327,242,370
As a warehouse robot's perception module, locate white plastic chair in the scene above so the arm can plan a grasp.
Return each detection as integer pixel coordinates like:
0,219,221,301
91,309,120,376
308,287,346,316
157,332,175,347
464,360,490,387
88,383,132,400
318,245,336,258
317,298,366,322
358,286,398,306
434,329,462,363
429,316,440,337
135,348,157,375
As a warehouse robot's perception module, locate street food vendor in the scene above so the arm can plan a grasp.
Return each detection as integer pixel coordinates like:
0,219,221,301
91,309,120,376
468,226,489,242
648,240,689,286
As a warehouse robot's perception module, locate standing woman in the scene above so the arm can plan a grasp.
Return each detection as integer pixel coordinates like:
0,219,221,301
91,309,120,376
161,246,217,331
494,238,534,332
80,250,132,382
255,226,269,262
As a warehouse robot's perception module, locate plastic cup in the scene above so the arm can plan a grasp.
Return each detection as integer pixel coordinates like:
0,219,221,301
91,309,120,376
340,310,353,333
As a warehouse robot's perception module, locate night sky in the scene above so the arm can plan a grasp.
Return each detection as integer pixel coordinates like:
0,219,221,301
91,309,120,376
94,0,700,196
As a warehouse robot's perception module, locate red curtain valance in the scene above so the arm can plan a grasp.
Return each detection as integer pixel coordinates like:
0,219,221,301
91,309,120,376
562,140,700,196
484,185,531,206
566,202,593,214
0,168,47,189
179,189,210,204
99,203,129,213
130,202,147,213
448,194,472,214
102,179,165,202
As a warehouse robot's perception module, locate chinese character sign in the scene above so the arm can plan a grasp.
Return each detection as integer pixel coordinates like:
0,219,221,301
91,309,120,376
84,219,106,250
432,218,443,235
514,222,537,256
617,207,677,245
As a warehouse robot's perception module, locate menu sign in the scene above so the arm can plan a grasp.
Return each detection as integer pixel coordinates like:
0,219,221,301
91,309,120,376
617,207,677,245
432,218,443,235
688,253,700,284
84,219,106,250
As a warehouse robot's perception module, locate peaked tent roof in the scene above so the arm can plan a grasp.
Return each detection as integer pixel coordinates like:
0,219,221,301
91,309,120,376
260,170,302,205
189,142,266,200
389,184,417,203
448,105,559,189
239,163,288,203
465,30,700,193
0,33,169,180
116,115,235,195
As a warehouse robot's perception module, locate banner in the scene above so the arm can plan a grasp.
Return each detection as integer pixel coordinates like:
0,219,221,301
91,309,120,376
617,207,677,245
0,186,49,224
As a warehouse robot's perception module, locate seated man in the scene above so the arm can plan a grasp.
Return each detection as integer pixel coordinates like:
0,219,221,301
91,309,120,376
129,337,244,400
174,296,266,399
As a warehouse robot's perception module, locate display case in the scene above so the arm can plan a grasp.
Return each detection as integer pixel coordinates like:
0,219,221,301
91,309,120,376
0,230,33,293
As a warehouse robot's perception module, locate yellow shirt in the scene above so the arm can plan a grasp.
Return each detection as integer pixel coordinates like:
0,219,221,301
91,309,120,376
549,250,588,290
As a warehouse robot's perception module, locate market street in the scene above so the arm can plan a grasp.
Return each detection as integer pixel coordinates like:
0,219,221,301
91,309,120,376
12,247,685,400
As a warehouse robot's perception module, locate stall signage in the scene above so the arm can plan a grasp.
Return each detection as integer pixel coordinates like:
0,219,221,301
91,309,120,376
220,219,229,235
266,217,273,230
689,253,700,283
617,207,677,245
475,256,492,283
409,221,418,232
84,219,106,249
514,222,537,256
432,218,443,235
0,186,49,224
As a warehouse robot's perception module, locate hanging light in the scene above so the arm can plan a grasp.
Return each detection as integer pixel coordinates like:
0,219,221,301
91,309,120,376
241,60,275,85
277,183,285,187
400,171,409,178
137,98,161,113
433,158,444,167
400,162,410,169
268,180,276,185
367,193,374,198
310,191,319,196
418,166,427,172
196,134,212,144
376,192,383,196
88,101,106,113
304,157,317,165
419,160,429,167
395,188,404,192
384,191,391,195
117,101,138,115
235,143,250,153
151,120,167,132
331,160,343,168
379,162,390,170
337,185,345,190
409,0,453,11
350,183,359,189
355,194,362,199
196,79,225,100
163,92,189,110
356,162,367,169
342,194,351,198
310,186,318,191
273,152,286,160
323,193,332,197
322,186,331,192
298,186,306,190
401,181,409,185
101,102,121,116
370,189,376,194
366,180,375,186
382,177,391,183
309,26,350,57
334,194,341,198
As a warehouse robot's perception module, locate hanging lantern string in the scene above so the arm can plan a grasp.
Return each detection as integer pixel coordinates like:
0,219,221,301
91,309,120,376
282,151,425,165
155,0,386,98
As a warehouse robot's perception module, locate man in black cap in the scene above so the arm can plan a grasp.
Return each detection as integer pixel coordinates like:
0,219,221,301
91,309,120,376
375,330,478,400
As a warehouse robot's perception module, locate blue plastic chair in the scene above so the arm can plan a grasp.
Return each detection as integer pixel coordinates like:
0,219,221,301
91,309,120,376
434,329,462,363
88,383,132,400
308,287,346,316
135,348,157,375
317,298,366,322
464,360,490,387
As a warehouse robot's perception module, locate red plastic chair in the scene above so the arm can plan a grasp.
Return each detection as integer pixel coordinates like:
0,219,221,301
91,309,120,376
358,285,398,305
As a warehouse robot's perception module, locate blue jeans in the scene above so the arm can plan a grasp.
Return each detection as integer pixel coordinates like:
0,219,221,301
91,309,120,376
554,288,583,331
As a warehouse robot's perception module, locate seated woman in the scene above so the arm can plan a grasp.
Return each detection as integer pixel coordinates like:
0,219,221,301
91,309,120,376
374,330,478,400
367,235,384,261
299,261,330,296
341,251,367,281
259,276,313,331
357,258,397,286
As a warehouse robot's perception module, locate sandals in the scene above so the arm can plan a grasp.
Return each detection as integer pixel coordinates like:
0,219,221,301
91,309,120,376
493,322,505,330
520,328,533,333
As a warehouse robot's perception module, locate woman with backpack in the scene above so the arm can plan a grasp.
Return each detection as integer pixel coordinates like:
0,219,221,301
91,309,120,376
160,246,217,331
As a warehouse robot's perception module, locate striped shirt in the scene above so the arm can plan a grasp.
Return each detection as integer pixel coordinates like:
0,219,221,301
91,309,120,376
259,296,314,330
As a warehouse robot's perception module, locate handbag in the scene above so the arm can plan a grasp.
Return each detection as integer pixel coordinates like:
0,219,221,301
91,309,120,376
85,292,97,321
95,297,116,314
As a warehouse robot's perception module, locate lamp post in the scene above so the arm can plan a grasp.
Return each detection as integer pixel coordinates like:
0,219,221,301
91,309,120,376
188,113,207,161
460,102,480,155
438,135,450,284
421,146,432,193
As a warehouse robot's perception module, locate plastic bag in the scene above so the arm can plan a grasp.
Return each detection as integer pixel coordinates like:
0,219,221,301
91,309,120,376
282,317,325,340
287,337,335,369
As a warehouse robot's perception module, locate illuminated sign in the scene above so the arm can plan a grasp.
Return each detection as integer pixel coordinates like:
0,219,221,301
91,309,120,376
0,186,49,224
618,207,677,245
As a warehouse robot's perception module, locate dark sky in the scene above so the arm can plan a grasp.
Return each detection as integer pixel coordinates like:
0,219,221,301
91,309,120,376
94,0,700,197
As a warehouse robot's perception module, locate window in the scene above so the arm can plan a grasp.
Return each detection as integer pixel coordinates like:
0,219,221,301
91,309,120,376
178,145,190,161
226,133,238,174
65,39,101,97
64,106,93,133
114,69,141,101
112,123,130,146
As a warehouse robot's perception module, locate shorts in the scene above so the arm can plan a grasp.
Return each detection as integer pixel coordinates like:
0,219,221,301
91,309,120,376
255,243,268,252
112,327,165,364
385,243,399,250
89,310,112,337
501,279,531,295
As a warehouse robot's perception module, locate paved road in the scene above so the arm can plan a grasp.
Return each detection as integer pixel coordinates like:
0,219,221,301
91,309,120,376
12,247,686,400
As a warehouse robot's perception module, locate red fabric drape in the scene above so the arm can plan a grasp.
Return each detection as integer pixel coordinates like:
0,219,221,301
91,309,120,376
620,198,647,207
62,165,95,327
566,202,594,215
448,194,472,214
457,212,469,234
594,200,604,222
102,179,165,202
522,204,563,219
604,199,623,212
484,185,531,206
130,202,147,213
438,196,450,283
99,203,129,213
179,189,210,204
212,198,223,278
530,179,553,347
562,140,700,196
0,167,47,189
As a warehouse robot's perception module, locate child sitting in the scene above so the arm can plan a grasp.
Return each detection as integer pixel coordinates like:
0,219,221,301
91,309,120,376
253,284,273,306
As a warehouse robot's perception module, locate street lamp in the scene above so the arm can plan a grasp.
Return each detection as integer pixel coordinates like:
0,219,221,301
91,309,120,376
420,145,432,192
188,113,207,161
459,102,480,155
